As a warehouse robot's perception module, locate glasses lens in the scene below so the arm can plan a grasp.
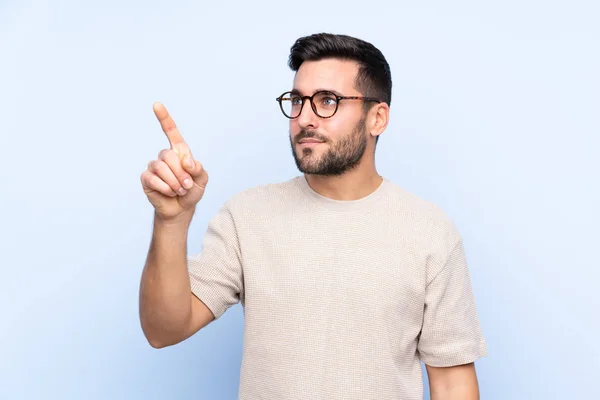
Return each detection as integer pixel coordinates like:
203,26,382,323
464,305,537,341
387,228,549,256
312,91,338,118
280,92,301,118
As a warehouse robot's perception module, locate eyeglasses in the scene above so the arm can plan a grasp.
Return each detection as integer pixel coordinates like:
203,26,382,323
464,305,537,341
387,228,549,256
275,90,382,119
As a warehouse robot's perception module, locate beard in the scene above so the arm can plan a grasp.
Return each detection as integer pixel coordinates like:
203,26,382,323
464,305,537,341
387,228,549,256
289,117,368,176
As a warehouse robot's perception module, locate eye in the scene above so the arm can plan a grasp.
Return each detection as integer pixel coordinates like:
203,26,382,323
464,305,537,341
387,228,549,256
317,93,337,107
290,95,302,105
322,96,337,106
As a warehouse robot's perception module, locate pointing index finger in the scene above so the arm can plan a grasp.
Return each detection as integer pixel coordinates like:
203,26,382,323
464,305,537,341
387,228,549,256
153,102,186,150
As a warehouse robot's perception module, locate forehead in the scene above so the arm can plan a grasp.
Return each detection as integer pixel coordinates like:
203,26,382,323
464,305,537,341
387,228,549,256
292,58,360,95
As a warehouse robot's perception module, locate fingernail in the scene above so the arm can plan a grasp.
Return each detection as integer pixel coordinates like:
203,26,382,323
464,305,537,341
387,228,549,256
183,178,193,189
187,158,194,169
178,187,187,196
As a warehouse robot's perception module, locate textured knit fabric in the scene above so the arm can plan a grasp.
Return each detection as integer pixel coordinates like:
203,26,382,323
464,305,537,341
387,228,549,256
187,175,487,400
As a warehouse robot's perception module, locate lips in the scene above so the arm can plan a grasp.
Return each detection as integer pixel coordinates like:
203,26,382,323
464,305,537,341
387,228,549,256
298,139,324,144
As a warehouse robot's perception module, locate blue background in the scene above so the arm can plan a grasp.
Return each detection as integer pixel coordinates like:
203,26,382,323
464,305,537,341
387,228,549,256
1,0,598,399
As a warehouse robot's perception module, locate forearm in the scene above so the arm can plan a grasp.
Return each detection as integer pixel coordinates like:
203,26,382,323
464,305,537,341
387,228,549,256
427,363,480,400
139,212,194,347
430,384,479,400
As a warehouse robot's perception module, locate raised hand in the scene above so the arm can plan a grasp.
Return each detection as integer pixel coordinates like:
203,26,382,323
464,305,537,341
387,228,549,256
141,103,209,222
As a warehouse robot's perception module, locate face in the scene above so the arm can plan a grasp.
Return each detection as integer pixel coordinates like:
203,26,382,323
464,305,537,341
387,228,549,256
288,59,371,176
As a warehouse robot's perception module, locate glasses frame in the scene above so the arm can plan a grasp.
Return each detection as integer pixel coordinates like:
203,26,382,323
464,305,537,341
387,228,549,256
275,90,382,119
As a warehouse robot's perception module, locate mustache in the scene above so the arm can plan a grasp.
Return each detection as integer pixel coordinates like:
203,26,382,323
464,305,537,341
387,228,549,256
294,130,329,144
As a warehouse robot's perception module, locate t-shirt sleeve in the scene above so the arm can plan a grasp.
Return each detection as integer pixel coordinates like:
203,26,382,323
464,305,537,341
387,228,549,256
417,237,487,367
187,203,244,320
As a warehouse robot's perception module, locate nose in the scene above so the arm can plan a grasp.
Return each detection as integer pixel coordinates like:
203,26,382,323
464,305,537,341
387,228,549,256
296,99,320,130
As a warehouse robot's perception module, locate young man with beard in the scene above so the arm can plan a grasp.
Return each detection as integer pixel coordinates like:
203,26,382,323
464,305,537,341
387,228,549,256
139,33,487,400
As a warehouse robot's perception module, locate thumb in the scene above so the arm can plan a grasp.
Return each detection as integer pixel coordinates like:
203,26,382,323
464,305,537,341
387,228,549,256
182,155,208,186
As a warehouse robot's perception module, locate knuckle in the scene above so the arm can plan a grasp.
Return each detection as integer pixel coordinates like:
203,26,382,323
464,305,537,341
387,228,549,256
154,160,168,173
146,173,158,188
164,149,178,161
144,172,156,186
149,174,163,189
157,149,170,160
148,159,164,173
163,151,181,169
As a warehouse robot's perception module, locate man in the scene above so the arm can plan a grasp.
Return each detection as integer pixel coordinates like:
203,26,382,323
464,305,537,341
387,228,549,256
139,33,487,400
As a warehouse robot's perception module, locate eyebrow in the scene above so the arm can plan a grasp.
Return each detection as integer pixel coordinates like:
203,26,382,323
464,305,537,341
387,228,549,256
290,88,344,96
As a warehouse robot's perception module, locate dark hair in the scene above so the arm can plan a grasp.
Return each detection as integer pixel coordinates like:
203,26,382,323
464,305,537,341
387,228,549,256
288,33,392,108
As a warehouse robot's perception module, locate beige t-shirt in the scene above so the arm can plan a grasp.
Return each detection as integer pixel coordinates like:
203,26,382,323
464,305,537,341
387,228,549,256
188,175,487,400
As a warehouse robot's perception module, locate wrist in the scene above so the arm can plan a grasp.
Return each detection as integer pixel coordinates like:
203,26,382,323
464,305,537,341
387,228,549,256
153,209,194,230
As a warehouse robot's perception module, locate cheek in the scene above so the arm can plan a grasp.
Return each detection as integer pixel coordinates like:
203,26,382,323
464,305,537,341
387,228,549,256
289,120,301,135
323,120,351,141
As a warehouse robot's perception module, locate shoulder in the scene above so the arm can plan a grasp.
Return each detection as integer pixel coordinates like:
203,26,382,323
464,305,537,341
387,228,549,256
220,176,302,213
382,179,461,249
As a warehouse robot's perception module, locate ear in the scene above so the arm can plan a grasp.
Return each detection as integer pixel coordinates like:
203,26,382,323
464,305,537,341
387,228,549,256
368,102,389,138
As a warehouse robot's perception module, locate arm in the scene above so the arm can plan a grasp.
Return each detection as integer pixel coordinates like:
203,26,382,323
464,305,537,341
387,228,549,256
426,362,480,400
139,212,215,348
138,102,214,348
417,234,487,397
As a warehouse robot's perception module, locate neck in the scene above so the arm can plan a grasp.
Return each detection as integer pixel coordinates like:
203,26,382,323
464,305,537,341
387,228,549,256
304,163,382,201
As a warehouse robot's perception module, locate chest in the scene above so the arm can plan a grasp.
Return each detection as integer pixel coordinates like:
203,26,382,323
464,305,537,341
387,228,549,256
239,211,428,322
